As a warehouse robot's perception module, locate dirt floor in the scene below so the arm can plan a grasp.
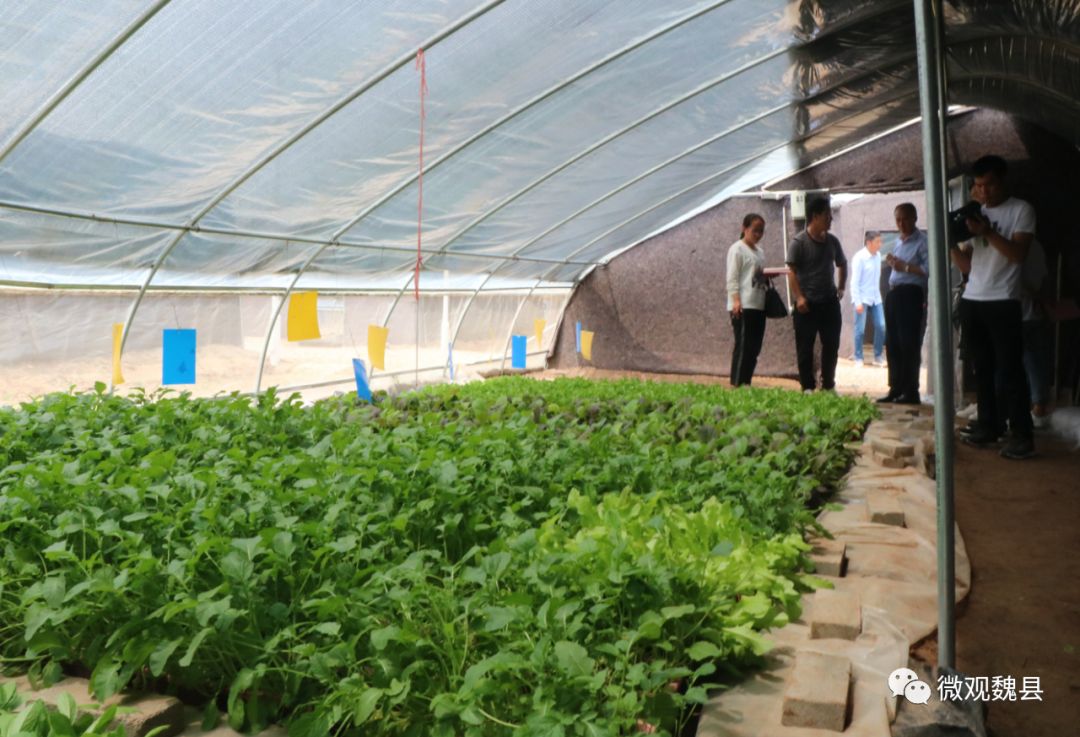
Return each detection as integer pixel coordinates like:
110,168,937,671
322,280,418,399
948,434,1080,736
537,363,1080,736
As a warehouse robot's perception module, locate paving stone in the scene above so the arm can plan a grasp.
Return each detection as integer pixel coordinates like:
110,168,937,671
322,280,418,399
873,451,909,469
114,695,187,737
871,437,915,458
867,489,906,526
808,537,847,577
13,678,186,737
809,589,862,640
781,650,851,732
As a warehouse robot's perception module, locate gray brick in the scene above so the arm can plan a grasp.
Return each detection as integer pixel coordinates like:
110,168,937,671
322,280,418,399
809,589,862,640
871,437,915,458
808,537,847,577
781,651,851,732
873,451,909,469
867,489,906,526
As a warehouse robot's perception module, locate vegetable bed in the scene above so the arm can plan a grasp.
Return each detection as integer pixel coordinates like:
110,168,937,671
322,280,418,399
0,378,873,737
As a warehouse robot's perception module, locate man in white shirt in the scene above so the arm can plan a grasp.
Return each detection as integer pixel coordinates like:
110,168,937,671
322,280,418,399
850,231,885,367
951,155,1036,459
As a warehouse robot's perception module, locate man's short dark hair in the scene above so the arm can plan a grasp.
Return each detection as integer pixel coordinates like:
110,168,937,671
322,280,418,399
865,230,881,243
895,202,917,218
971,155,1007,178
806,197,831,220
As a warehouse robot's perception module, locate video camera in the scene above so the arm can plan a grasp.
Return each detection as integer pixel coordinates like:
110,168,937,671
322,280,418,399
948,201,984,245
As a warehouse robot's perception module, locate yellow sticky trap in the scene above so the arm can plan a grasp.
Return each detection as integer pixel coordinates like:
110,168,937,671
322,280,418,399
368,324,389,370
287,291,321,342
581,330,594,361
534,318,546,347
111,323,125,385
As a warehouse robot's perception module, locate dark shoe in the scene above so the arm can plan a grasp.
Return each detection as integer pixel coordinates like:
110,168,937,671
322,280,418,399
960,422,1005,439
876,393,899,403
893,394,921,405
1000,437,1035,460
962,429,1001,447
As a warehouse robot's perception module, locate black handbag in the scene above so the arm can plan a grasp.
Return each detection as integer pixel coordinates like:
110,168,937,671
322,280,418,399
764,282,788,319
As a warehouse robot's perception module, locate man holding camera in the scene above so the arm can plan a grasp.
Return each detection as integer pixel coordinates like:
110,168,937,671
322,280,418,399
951,155,1036,460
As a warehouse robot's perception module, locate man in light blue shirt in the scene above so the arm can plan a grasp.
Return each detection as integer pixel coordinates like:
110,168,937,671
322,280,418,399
850,231,885,366
879,202,930,404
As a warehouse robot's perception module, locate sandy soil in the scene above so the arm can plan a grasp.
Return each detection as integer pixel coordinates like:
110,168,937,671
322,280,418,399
0,343,525,406
535,356,912,399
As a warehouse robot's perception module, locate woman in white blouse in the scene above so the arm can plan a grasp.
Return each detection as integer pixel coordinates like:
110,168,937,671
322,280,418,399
726,213,768,386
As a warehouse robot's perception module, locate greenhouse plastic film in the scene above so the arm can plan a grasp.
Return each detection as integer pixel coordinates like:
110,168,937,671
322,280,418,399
0,0,480,222
211,0,715,241
145,232,322,290
0,290,134,404
341,0,794,255
0,208,170,287
0,1,151,149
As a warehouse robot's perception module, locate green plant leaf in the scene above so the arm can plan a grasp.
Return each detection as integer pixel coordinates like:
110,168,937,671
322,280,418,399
553,641,594,678
178,627,214,668
353,688,382,725
687,641,722,661
148,638,183,677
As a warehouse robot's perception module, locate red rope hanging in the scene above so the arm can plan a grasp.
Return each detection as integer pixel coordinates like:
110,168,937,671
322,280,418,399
414,48,427,302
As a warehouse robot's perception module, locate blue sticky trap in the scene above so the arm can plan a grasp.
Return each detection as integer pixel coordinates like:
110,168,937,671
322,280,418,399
162,329,196,385
511,335,527,369
576,321,582,353
446,342,455,381
354,356,375,402
353,359,372,402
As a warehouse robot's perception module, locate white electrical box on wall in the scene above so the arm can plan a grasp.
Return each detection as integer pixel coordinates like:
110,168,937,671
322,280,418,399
790,190,806,219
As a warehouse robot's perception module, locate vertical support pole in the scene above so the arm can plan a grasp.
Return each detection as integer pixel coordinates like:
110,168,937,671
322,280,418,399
913,0,956,670
1053,252,1062,400
440,271,450,378
416,294,421,390
781,201,792,306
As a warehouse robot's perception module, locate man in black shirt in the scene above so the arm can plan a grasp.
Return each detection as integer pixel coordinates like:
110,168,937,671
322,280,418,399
786,197,848,392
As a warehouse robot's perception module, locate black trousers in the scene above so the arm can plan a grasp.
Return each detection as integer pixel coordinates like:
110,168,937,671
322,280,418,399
884,284,926,398
959,298,1033,439
730,308,766,386
793,297,841,391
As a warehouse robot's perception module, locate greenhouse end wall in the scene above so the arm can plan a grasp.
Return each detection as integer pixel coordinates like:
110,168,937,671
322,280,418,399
551,198,797,378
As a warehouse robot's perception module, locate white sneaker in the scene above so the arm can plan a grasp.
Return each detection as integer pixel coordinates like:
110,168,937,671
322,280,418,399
956,403,979,420
854,359,864,368
873,358,886,367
